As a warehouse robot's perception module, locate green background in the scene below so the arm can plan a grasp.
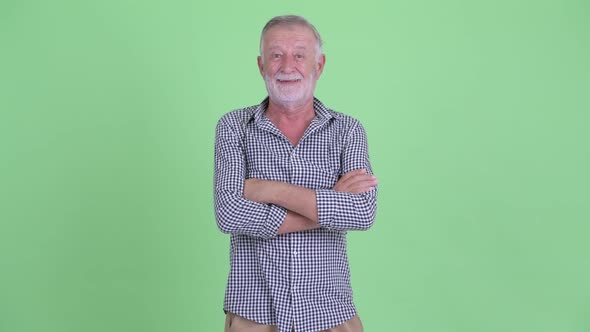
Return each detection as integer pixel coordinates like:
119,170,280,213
1,0,589,331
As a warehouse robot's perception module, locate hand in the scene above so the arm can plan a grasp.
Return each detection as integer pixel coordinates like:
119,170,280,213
333,169,377,194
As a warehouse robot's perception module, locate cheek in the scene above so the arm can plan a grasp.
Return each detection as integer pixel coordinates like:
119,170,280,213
302,63,317,76
267,64,281,76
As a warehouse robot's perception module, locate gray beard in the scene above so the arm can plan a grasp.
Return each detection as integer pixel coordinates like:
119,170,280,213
263,73,315,108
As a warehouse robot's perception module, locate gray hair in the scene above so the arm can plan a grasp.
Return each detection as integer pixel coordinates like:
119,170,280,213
259,15,323,58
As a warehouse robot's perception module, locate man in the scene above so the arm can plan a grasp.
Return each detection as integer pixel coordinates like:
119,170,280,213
214,15,378,332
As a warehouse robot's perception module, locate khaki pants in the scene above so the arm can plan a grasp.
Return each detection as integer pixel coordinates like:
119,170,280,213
224,312,363,332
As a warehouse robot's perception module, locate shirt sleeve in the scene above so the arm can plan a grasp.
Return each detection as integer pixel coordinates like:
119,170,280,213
213,115,285,239
316,120,378,231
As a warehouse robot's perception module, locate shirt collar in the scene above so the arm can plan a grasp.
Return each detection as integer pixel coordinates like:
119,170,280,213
252,97,334,124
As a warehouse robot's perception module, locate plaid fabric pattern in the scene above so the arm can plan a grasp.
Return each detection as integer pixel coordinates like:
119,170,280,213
214,97,377,332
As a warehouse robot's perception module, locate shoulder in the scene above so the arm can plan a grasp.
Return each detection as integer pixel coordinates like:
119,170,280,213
314,98,364,130
218,104,258,126
323,108,366,135
215,104,259,135
330,110,361,125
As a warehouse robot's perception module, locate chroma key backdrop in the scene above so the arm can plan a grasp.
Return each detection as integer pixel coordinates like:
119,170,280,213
1,1,589,331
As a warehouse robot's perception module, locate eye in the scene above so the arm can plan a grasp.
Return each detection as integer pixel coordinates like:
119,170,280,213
272,53,282,59
295,54,304,59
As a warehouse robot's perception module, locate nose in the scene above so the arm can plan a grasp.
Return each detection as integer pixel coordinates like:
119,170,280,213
281,55,296,73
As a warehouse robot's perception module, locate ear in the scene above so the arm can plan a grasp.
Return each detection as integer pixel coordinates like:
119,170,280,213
315,54,326,79
257,56,264,77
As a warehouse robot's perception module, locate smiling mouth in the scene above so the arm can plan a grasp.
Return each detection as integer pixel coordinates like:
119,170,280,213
277,77,302,82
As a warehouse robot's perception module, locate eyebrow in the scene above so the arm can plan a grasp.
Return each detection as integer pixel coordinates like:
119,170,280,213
267,45,308,51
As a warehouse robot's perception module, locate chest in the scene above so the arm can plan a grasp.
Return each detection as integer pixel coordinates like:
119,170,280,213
242,123,344,189
278,124,306,146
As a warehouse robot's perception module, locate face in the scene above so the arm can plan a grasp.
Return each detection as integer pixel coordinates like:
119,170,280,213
258,24,325,108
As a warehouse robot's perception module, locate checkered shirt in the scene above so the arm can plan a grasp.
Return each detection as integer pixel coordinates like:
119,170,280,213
213,97,377,332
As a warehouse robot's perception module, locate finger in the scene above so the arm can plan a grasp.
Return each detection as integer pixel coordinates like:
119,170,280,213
339,168,366,181
335,174,377,193
347,177,378,193
343,173,376,187
337,169,367,188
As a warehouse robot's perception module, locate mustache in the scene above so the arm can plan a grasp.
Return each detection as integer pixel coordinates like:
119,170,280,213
274,73,303,81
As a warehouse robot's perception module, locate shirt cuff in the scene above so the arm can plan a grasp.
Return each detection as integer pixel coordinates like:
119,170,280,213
316,189,344,229
261,204,287,238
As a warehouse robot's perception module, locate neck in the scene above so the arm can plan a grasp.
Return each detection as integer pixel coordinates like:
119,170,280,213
265,97,316,125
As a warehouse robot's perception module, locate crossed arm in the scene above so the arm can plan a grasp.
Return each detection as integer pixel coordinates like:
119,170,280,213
243,169,378,234
214,116,377,238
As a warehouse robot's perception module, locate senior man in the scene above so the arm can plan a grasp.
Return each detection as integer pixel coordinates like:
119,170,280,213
214,15,378,332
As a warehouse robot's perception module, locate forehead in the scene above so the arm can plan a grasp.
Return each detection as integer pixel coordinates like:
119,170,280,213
263,24,317,49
